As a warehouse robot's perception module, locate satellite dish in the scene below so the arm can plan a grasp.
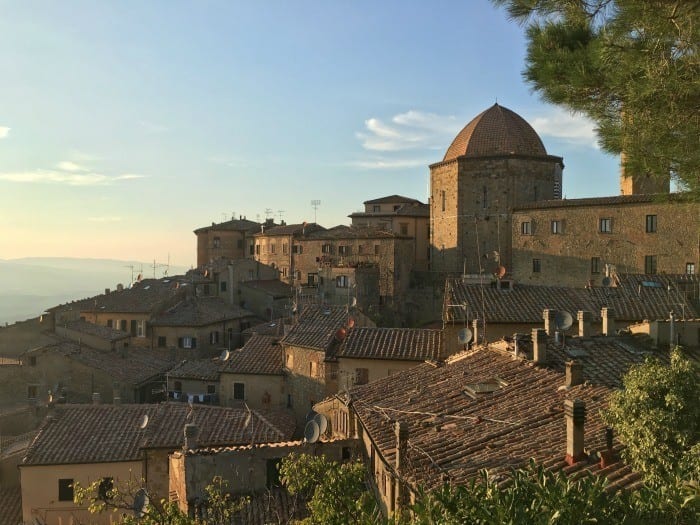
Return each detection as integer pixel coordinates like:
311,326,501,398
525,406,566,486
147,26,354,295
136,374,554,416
602,276,612,287
313,413,328,435
133,488,149,518
305,410,318,423
139,414,149,429
457,327,473,345
335,328,347,341
304,421,320,443
497,265,507,279
554,311,574,331
351,297,357,307
347,317,356,328
220,349,230,362
203,269,209,278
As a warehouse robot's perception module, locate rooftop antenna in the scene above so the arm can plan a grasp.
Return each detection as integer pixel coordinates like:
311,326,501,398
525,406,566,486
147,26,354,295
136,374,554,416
124,264,135,284
221,212,227,222
264,208,273,220
151,258,168,279
310,199,321,224
277,209,285,223
231,210,236,220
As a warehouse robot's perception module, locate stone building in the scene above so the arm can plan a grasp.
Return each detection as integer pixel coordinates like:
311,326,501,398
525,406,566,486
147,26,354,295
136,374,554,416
253,222,326,282
194,216,264,267
511,194,700,287
430,103,564,275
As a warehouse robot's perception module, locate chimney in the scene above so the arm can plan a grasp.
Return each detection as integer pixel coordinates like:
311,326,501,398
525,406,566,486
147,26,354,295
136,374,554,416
564,399,586,465
471,319,479,345
566,360,584,387
184,423,199,450
532,328,547,364
543,309,555,336
599,427,617,467
577,310,592,338
601,307,616,336
92,392,101,405
394,421,409,512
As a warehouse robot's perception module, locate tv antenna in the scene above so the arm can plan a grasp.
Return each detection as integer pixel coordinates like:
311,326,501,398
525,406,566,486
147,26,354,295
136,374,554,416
310,199,321,223
124,264,143,284
264,208,273,220
151,255,170,278
277,209,285,222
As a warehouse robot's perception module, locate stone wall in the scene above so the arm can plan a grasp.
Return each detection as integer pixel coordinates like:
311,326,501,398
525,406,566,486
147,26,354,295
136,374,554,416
219,373,287,410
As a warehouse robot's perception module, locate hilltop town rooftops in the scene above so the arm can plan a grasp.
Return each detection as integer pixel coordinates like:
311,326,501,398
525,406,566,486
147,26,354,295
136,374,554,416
254,223,326,237
193,218,262,234
241,279,294,299
167,358,221,381
444,277,697,324
62,319,130,342
27,339,176,385
512,192,691,211
151,296,255,327
363,195,423,205
22,403,296,466
243,319,287,338
281,305,350,352
0,488,21,525
220,334,283,375
343,340,652,493
350,202,430,219
305,224,409,240
335,327,442,361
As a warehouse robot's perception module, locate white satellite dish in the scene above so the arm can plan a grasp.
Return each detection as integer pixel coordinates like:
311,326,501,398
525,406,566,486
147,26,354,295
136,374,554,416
554,311,574,331
305,410,317,423
133,488,149,518
304,421,320,443
139,414,149,429
313,413,328,435
351,297,357,307
457,327,473,345
220,349,230,362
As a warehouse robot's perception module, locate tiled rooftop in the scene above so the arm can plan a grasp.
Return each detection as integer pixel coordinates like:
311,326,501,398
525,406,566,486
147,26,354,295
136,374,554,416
241,279,294,298
350,202,430,219
442,104,549,162
151,297,255,327
444,278,697,324
23,403,296,465
363,195,423,205
220,335,283,375
306,225,404,240
255,223,326,237
30,339,176,385
193,218,262,234
513,192,691,210
347,342,650,492
281,305,350,352
63,319,130,342
243,319,287,337
0,488,21,525
336,328,442,361
67,277,188,314
167,358,221,381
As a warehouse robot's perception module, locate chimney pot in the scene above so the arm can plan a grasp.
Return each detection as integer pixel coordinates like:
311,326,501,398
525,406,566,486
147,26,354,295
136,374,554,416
577,310,592,338
566,360,584,387
564,398,586,465
543,309,555,336
471,319,480,346
601,307,616,336
184,423,199,450
532,328,547,364
92,392,101,405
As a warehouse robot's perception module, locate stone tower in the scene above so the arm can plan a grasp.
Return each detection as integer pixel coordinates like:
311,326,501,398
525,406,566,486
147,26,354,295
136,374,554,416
619,152,670,195
430,104,564,275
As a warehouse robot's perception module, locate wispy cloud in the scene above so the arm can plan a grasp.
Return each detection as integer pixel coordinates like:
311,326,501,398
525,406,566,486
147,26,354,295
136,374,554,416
87,216,122,222
114,173,145,180
349,158,432,170
0,127,9,139
530,108,599,148
0,169,146,186
56,161,88,172
356,110,462,152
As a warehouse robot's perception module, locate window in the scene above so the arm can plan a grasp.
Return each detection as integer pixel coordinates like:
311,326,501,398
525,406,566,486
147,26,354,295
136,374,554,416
209,331,219,345
307,273,317,286
373,205,381,212
374,244,380,255
286,353,293,368
270,243,276,254
237,239,244,249
136,320,145,338
213,237,221,248
283,243,288,254
287,394,293,408
98,477,113,500
646,214,657,233
28,356,37,366
321,244,332,254
292,244,303,254
644,255,657,274
338,245,351,256
532,259,541,273
178,336,196,349
336,275,349,288
282,267,288,277
521,221,532,235
173,381,182,392
295,270,301,280
599,218,612,233
482,186,488,209
119,320,127,332
255,244,261,255
249,243,254,256
157,336,166,348
399,223,408,236
220,280,227,292
551,220,562,234
106,319,113,328
58,479,74,502
27,385,38,399
309,361,318,377
441,190,446,212
591,257,601,274
233,382,245,400
393,204,400,211
687,263,696,275
355,368,369,385
207,384,216,394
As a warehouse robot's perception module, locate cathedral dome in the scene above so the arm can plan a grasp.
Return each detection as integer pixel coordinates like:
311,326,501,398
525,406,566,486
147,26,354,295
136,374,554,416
443,104,547,161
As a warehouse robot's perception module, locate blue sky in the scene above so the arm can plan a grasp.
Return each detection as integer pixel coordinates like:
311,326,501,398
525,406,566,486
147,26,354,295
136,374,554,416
0,0,621,267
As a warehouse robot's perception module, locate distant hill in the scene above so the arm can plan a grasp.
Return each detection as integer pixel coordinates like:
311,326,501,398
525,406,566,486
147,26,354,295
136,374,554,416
0,257,190,325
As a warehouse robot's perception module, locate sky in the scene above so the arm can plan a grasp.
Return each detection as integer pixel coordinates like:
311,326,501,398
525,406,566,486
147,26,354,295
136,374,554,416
0,0,622,268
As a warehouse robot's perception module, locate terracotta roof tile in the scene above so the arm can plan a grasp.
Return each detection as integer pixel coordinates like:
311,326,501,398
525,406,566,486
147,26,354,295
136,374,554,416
193,218,262,234
281,305,349,351
255,223,326,237
363,195,423,205
220,335,283,375
167,358,221,381
151,297,254,327
349,202,430,220
305,225,404,240
235,488,308,525
243,319,287,337
23,403,296,465
337,328,442,361
241,280,293,298
0,487,21,525
62,319,130,342
73,278,188,314
445,278,697,324
513,192,691,210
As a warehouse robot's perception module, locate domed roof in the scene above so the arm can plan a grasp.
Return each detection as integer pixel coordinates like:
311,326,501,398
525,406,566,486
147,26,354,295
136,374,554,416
443,104,547,161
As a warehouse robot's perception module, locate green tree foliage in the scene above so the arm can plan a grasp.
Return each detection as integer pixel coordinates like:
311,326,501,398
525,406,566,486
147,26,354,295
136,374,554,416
407,461,698,524
603,347,699,485
492,0,700,194
74,475,246,525
279,452,378,525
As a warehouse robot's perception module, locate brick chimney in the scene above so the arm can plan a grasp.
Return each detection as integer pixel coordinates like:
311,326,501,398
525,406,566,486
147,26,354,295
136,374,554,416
566,360,584,387
599,427,617,467
543,309,555,336
532,328,547,364
564,399,586,465
577,310,592,338
184,423,199,450
601,307,616,336
92,392,101,405
394,421,409,513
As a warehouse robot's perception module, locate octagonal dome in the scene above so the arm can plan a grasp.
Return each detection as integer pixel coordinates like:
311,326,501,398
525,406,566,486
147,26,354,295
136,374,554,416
443,104,547,161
